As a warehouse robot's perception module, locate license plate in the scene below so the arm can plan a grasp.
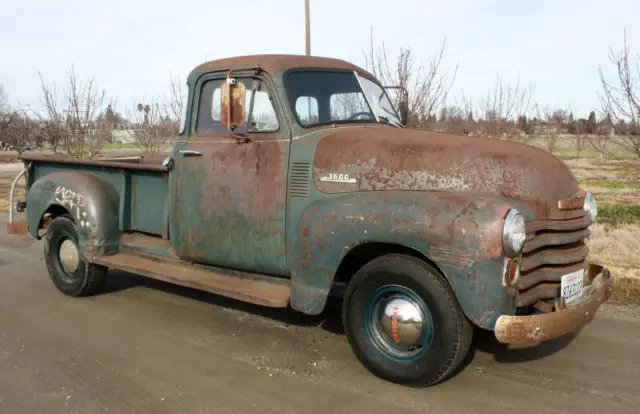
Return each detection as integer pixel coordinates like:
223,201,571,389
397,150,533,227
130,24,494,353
561,269,585,304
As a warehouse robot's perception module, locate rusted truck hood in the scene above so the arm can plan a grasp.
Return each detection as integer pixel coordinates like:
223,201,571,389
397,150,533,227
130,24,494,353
312,126,578,217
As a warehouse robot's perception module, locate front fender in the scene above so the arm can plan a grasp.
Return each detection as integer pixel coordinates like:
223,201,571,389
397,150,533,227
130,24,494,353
289,191,518,329
26,171,120,256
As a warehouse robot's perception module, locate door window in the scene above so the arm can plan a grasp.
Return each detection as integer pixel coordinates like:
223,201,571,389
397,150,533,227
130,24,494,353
196,77,280,134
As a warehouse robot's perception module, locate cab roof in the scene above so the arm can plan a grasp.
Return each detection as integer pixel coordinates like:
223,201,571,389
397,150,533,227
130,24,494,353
187,54,375,84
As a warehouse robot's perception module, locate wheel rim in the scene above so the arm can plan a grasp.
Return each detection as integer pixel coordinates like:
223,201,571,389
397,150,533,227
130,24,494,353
55,236,82,283
59,239,80,273
364,285,434,362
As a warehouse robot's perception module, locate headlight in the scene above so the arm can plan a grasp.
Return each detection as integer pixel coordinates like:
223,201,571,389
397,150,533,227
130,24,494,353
502,209,526,257
583,192,597,222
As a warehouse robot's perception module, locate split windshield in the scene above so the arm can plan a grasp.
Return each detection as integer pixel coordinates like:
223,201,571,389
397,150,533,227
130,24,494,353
285,70,402,128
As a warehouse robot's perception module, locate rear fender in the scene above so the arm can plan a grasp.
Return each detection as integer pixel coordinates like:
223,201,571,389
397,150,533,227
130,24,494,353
26,171,120,256
288,191,518,329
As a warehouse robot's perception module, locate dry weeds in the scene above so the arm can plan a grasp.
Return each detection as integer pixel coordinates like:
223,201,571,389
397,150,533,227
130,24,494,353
581,185,640,205
587,222,640,303
0,177,25,213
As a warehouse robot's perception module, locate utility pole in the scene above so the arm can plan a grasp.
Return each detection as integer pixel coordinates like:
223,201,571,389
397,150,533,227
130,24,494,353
305,0,311,55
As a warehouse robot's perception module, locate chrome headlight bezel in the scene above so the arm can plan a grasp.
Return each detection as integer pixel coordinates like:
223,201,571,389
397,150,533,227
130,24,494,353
583,192,597,223
502,209,526,258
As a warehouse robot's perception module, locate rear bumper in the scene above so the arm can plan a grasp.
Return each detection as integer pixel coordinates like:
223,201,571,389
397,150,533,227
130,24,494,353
494,263,613,346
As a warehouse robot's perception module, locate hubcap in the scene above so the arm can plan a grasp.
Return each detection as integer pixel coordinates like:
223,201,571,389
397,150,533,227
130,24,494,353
379,298,424,346
365,285,434,361
59,239,80,273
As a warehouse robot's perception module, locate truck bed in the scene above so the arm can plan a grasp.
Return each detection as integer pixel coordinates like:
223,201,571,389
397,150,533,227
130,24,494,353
23,153,170,237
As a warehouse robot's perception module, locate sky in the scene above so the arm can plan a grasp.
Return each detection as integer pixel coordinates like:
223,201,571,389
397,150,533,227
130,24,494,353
1,0,639,119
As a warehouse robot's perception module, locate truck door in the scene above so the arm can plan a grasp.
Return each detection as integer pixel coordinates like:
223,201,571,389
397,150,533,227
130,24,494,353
173,71,290,276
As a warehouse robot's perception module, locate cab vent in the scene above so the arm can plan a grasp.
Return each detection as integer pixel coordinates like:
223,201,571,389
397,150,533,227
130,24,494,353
288,162,311,197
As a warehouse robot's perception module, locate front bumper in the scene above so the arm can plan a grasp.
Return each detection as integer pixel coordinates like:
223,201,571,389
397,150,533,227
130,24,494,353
494,263,613,346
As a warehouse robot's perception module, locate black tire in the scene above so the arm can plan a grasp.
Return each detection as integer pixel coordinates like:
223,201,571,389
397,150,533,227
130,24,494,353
342,254,473,386
44,216,107,297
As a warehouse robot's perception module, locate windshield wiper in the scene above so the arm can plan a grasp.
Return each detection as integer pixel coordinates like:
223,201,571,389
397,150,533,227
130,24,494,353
378,115,402,128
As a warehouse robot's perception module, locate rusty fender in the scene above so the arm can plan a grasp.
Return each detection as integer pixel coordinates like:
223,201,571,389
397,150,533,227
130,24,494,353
288,191,519,329
26,171,120,257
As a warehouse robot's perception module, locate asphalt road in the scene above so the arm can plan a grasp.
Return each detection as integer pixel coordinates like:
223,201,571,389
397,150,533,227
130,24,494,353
1,218,640,413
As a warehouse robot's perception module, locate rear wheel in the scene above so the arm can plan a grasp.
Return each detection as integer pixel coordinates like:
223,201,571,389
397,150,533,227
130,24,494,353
44,216,107,297
342,254,473,386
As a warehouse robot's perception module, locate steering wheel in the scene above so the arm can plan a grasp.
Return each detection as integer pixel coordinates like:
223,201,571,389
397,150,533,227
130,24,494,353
347,111,374,120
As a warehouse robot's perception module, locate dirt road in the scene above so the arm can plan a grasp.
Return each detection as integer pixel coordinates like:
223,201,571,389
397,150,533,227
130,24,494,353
1,216,639,413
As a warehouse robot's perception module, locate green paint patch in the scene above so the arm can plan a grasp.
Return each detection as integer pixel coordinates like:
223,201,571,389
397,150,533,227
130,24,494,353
599,204,640,221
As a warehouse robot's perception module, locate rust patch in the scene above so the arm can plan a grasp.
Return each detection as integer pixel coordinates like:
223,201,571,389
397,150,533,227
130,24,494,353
93,250,291,308
312,127,578,217
558,193,584,210
495,263,613,346
191,54,375,82
119,232,169,248
20,154,168,172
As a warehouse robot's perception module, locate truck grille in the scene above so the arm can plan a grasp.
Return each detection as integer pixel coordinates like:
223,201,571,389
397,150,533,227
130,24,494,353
516,207,591,308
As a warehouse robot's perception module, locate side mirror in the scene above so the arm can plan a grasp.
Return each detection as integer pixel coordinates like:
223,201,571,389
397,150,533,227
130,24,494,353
399,100,409,126
220,79,246,130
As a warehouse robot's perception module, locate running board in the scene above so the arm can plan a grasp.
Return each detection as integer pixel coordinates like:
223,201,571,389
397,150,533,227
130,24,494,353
92,251,291,308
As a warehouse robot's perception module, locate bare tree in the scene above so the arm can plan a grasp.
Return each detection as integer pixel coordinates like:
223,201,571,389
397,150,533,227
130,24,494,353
534,104,558,152
0,111,43,154
166,72,185,135
0,87,29,153
129,100,173,157
479,74,534,142
364,28,459,128
0,85,9,149
0,85,7,114
38,65,112,159
594,29,640,162
438,93,476,135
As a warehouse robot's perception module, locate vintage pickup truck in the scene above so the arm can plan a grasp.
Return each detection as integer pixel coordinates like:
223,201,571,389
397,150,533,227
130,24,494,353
7,54,613,386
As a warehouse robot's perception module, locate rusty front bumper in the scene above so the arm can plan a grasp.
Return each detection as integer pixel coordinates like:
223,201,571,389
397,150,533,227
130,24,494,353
494,263,613,346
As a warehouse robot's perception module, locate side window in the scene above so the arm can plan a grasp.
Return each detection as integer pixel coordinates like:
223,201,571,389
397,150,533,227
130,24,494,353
245,80,280,132
295,96,319,125
196,77,279,134
196,79,226,134
330,92,368,120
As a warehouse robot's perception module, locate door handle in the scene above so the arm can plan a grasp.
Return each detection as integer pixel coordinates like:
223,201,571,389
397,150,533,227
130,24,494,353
179,150,203,156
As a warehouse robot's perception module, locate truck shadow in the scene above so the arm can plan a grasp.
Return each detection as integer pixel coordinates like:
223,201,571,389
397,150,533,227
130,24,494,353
104,270,578,371
467,325,579,363
103,270,346,335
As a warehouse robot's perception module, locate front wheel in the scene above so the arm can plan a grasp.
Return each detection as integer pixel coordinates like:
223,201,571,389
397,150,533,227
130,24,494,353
342,254,473,386
44,216,107,297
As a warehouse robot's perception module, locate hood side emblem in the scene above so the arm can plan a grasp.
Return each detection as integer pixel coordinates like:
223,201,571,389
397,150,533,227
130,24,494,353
320,173,357,184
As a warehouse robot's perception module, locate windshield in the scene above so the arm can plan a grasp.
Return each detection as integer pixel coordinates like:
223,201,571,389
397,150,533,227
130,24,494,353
358,76,402,125
285,70,402,128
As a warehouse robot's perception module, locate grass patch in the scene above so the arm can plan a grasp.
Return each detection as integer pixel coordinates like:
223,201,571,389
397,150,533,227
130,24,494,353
102,143,139,150
579,181,640,189
598,204,640,221
553,150,636,159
